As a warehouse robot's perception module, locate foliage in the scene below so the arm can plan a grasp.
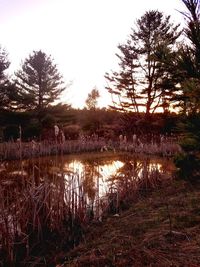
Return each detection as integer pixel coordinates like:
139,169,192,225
173,0,200,182
15,50,66,114
23,120,42,140
175,153,200,180
63,124,81,140
85,87,100,110
173,0,200,114
105,10,180,116
44,103,72,125
0,46,9,79
0,46,18,111
3,124,20,141
82,113,102,135
175,114,200,181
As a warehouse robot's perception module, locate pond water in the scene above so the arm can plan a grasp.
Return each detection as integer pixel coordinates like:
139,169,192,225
0,152,176,266
1,152,175,203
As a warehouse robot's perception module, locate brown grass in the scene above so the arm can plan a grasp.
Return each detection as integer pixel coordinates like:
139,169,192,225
0,152,172,266
0,137,181,161
0,169,89,266
59,179,200,267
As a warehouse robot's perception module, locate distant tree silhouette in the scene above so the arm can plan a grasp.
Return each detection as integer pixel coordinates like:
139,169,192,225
15,50,66,117
0,46,17,111
85,87,100,110
105,10,180,116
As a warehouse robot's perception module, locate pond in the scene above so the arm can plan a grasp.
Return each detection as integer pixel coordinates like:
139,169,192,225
1,152,175,211
0,152,175,266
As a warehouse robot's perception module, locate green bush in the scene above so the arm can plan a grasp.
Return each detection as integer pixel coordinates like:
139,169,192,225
174,153,200,181
23,122,42,140
174,114,200,182
3,125,20,141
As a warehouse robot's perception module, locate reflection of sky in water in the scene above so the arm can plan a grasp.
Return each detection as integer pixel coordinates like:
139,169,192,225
62,159,167,199
63,160,84,174
97,161,124,196
4,154,174,205
64,160,124,198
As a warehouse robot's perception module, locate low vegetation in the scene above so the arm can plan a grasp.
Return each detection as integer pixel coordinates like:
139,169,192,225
1,1,200,266
0,152,171,266
59,178,200,267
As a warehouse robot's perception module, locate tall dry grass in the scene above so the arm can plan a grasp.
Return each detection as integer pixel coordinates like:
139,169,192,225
0,135,181,161
0,167,90,266
102,159,169,216
0,149,173,266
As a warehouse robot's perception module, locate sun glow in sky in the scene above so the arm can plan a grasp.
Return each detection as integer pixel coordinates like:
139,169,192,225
0,0,185,108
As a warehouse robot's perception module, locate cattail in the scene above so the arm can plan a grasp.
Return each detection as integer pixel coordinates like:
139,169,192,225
54,125,59,137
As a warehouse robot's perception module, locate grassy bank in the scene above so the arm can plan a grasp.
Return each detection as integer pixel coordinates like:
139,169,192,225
58,178,200,267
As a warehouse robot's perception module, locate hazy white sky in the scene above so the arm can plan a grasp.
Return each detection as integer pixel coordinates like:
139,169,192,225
0,0,185,108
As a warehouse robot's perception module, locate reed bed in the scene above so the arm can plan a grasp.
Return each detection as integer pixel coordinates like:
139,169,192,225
103,160,168,216
0,137,181,161
0,140,106,161
0,168,92,266
0,151,172,266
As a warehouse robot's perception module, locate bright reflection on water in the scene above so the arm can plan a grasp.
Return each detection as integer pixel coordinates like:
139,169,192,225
2,153,175,205
64,160,125,198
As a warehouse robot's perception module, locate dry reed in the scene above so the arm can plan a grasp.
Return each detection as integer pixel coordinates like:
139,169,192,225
0,149,172,266
0,135,181,161
0,168,89,266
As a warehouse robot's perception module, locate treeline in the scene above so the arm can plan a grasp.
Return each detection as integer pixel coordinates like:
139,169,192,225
1,1,200,170
0,48,69,140
0,46,179,141
106,0,200,181
105,2,200,117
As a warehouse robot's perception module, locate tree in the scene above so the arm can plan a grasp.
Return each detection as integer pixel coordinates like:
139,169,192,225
85,87,100,110
0,46,16,111
0,46,9,80
174,0,200,114
105,10,180,116
15,50,66,115
174,0,200,181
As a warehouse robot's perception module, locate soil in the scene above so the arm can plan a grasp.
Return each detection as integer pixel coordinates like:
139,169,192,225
55,178,200,267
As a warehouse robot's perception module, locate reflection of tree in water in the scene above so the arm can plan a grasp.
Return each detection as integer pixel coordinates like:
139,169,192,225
82,164,98,201
106,156,163,213
2,154,171,218
108,158,144,184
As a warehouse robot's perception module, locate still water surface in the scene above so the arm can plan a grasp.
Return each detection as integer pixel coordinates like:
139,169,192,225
2,152,175,200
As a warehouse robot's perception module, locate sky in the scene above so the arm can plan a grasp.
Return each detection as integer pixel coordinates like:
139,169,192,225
0,0,186,108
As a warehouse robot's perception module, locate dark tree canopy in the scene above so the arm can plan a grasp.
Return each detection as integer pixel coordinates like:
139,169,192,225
0,46,9,80
105,10,180,116
15,50,65,112
0,46,17,111
173,0,200,114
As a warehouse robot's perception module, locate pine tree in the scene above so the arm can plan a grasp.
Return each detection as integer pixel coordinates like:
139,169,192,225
0,46,16,111
174,0,200,182
105,10,180,116
15,50,65,114
175,0,200,114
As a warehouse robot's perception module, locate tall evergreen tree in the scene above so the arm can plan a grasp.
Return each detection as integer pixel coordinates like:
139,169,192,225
0,46,16,111
15,50,65,114
174,0,200,114
105,10,180,116
174,0,200,181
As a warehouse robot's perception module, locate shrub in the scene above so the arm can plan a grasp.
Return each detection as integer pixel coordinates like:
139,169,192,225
3,125,19,141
